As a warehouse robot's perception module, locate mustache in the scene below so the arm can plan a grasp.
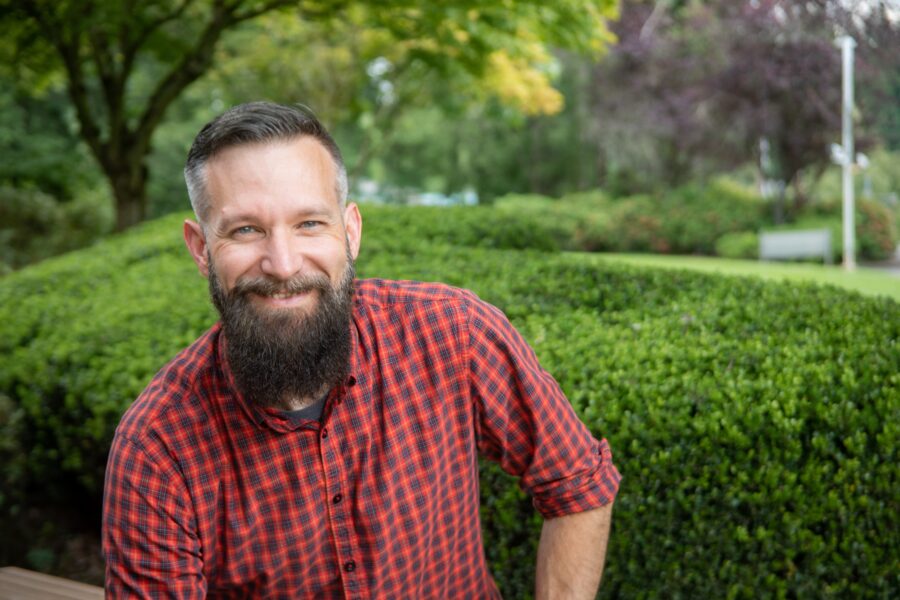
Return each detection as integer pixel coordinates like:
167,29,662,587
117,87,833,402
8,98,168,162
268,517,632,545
231,273,332,298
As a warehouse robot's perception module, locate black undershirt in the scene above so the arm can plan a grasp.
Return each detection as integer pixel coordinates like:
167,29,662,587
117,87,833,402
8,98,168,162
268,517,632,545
281,390,329,424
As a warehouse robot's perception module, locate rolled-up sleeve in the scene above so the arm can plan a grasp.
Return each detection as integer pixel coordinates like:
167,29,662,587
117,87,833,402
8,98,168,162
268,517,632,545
465,295,621,518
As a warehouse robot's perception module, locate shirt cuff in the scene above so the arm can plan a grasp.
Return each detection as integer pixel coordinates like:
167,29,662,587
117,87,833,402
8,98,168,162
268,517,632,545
531,438,622,519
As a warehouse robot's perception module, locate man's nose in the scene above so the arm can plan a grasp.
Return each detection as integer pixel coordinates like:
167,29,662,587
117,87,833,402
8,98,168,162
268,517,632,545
259,230,303,280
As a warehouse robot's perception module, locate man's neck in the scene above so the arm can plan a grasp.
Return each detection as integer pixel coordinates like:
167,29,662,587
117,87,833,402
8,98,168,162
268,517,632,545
279,386,330,411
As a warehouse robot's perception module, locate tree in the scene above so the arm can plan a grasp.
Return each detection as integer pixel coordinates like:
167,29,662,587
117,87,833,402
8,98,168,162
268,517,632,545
587,1,746,193
0,79,101,201
830,0,900,152
582,0,898,213
1,0,617,231
712,2,842,219
369,50,608,201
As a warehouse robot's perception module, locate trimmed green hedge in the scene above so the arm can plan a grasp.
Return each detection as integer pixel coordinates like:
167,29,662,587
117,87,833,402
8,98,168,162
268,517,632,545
1,206,898,597
490,183,898,262
362,178,770,257
566,178,768,254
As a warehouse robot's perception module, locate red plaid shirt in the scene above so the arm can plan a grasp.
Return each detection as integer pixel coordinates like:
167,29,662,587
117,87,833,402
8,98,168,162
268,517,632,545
103,279,620,598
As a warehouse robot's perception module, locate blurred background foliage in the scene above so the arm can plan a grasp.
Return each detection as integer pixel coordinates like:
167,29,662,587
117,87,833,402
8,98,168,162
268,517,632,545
0,0,897,272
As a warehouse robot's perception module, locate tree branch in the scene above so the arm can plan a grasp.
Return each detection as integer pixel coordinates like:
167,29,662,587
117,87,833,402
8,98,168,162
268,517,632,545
18,1,106,168
232,0,301,22
640,0,670,42
121,0,196,72
114,0,199,148
131,0,348,157
131,1,238,156
87,27,121,133
60,41,108,169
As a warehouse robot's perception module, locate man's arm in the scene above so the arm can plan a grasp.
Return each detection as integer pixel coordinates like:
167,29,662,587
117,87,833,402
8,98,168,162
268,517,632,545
103,434,207,598
535,502,614,600
463,293,620,596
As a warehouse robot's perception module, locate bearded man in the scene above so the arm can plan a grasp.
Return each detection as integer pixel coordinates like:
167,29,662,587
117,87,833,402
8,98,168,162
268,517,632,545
102,102,620,599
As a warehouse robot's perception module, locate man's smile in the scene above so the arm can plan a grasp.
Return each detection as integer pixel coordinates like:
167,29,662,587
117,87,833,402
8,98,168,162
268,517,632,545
252,289,315,308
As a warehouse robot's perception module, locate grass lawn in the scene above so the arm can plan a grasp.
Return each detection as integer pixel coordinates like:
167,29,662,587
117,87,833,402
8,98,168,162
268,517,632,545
583,253,900,302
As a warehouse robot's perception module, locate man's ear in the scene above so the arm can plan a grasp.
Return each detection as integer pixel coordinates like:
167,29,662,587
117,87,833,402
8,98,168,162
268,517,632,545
184,219,210,277
344,202,362,260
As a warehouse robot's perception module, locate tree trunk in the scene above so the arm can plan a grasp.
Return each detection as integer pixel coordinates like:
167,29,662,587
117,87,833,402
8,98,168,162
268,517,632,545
108,160,148,232
773,187,786,225
790,173,808,216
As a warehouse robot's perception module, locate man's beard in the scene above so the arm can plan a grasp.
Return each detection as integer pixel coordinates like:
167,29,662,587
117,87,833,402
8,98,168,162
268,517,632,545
208,253,355,410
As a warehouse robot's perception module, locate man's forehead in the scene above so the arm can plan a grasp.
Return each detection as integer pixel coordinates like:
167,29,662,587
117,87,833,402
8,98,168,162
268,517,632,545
201,137,342,223
208,136,335,168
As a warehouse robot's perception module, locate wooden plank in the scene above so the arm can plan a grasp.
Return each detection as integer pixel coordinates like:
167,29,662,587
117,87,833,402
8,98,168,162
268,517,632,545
0,567,103,600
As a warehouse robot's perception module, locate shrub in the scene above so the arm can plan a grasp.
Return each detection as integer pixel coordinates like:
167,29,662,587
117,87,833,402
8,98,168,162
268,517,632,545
715,231,759,259
551,179,769,255
434,180,769,257
551,178,897,261
0,187,65,273
0,185,114,274
492,193,556,209
356,204,565,253
1,207,897,598
476,273,899,598
600,194,667,252
556,188,612,207
0,215,211,527
648,178,769,254
855,199,897,260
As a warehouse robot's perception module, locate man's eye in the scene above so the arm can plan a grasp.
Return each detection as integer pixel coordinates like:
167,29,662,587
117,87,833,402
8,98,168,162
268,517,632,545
299,221,323,229
233,226,257,236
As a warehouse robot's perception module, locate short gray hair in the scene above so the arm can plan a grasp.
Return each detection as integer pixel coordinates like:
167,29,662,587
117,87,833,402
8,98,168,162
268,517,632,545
184,101,349,224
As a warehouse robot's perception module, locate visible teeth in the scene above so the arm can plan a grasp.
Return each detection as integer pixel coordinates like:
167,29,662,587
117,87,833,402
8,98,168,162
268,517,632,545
271,292,294,299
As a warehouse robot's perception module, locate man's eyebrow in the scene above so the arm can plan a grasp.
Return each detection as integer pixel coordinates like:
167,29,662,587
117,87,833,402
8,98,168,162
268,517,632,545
216,208,336,232
216,213,258,232
293,207,335,220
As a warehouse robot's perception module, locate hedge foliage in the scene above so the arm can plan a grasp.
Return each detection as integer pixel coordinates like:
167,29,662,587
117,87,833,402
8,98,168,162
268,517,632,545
1,206,898,597
793,198,899,262
0,186,114,274
488,181,896,261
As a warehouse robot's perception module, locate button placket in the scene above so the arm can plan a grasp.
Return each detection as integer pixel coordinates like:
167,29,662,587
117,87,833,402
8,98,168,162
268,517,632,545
320,381,361,593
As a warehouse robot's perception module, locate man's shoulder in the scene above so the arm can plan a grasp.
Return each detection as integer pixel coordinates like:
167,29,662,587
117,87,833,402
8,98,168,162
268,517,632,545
352,279,508,333
354,278,479,307
114,324,222,442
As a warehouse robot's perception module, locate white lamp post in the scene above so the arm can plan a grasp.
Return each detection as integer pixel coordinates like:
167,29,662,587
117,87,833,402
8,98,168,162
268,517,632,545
840,35,856,271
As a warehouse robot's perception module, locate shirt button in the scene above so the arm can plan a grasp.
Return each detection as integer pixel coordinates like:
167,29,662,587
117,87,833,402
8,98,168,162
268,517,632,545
332,493,343,504
343,560,356,572
321,428,328,439
347,376,356,387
